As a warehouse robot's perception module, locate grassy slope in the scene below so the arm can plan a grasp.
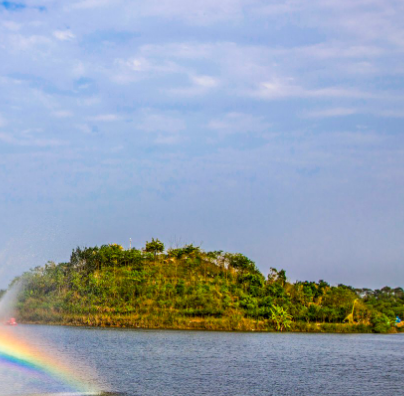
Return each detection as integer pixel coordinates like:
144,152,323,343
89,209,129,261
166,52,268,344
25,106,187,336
14,244,404,333
18,259,270,330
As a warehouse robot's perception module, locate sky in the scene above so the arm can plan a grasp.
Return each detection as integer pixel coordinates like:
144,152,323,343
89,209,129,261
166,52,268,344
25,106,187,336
0,0,403,289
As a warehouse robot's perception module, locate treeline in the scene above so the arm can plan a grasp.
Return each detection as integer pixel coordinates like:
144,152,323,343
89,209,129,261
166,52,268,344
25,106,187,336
12,240,404,333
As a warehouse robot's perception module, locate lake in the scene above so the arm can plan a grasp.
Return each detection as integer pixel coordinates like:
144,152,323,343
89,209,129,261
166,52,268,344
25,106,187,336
1,325,403,396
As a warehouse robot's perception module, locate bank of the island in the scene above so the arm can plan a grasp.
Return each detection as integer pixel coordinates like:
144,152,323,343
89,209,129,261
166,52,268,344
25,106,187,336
7,240,404,333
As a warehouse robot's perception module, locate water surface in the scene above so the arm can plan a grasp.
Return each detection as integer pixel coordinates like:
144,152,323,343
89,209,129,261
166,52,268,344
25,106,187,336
1,325,403,396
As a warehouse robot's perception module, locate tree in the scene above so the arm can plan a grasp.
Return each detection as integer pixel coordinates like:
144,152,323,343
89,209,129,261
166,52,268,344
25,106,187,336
144,238,165,258
267,268,287,286
270,305,292,332
226,253,258,274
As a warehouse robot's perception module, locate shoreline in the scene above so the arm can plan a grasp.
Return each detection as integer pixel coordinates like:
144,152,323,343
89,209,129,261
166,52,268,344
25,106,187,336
17,316,402,334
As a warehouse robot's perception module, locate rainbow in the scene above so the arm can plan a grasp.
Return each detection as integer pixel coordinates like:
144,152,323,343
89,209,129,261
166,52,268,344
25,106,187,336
0,326,100,395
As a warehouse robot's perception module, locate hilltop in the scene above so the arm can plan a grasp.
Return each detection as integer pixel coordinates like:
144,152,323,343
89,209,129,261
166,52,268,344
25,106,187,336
11,240,404,333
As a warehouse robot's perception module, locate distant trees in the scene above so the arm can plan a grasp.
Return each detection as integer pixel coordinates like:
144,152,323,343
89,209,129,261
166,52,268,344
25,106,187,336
360,286,404,323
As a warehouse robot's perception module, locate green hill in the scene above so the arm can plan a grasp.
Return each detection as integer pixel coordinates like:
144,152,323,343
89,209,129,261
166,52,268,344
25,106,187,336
11,240,404,333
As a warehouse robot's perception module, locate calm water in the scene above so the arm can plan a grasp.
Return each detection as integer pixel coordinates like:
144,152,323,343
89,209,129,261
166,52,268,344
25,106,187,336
1,325,403,396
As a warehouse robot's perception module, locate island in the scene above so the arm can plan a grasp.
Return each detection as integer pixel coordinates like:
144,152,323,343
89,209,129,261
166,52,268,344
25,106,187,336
7,240,404,333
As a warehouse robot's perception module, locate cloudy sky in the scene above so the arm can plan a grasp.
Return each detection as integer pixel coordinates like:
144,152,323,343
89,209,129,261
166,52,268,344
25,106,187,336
0,0,403,288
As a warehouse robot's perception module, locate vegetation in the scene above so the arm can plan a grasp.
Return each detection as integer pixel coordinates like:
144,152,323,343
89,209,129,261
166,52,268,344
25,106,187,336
9,240,404,333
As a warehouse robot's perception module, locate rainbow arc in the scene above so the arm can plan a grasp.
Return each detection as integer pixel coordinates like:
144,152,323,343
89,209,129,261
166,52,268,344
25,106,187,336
0,326,99,395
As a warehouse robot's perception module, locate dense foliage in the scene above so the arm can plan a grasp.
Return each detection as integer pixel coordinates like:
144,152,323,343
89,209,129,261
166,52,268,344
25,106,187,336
12,241,404,333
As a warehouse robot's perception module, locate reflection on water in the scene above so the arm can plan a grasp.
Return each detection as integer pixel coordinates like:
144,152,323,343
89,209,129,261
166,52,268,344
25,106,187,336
1,325,403,396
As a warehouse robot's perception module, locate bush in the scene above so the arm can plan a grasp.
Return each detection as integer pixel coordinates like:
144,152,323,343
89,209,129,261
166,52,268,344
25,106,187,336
370,312,391,333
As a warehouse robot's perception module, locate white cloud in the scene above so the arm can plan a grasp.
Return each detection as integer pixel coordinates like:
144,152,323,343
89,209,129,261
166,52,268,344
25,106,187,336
111,56,181,84
68,0,244,23
169,74,219,97
0,115,6,128
191,75,218,88
88,114,119,122
377,110,404,118
124,58,150,72
2,21,21,31
304,107,404,118
254,79,373,100
71,62,86,77
69,0,117,10
296,43,384,60
138,110,186,134
134,0,245,25
140,43,212,59
153,134,182,145
8,34,51,51
77,97,102,106
0,132,67,147
135,109,186,145
208,113,271,135
53,30,76,41
253,3,298,16
21,128,44,136
52,110,73,118
304,108,358,118
76,124,94,134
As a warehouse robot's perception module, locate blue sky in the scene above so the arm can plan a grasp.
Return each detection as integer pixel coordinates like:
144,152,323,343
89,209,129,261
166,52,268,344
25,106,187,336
0,0,404,288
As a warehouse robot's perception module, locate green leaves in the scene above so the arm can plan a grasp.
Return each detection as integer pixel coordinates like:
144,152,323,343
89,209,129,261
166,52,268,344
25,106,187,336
270,305,292,332
370,312,391,333
144,238,165,257
226,253,259,274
